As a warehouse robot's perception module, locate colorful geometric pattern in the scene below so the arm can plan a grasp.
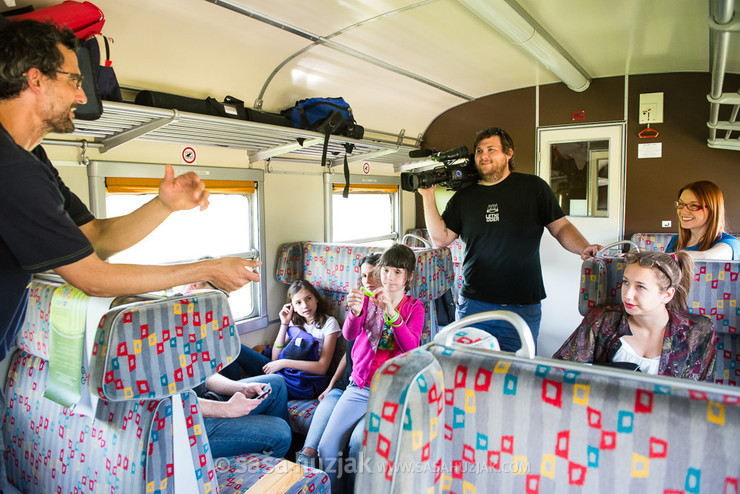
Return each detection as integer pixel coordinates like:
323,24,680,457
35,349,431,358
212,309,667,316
215,453,329,494
407,228,466,302
5,351,161,493
630,233,673,252
688,260,740,386
5,280,329,493
88,292,239,400
579,256,626,316
358,342,740,493
287,398,321,434
17,278,58,359
356,349,445,494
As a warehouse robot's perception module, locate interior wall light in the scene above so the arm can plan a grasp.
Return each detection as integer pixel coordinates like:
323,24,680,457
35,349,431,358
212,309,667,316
458,0,591,92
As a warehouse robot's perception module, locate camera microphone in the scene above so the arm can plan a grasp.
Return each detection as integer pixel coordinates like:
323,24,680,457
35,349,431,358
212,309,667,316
408,149,435,158
432,146,469,162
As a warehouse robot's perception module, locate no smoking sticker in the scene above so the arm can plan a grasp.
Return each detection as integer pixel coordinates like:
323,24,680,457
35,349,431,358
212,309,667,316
181,146,197,165
363,162,370,174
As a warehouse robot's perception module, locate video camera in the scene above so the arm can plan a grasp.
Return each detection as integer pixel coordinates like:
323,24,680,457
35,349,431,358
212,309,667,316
400,146,479,192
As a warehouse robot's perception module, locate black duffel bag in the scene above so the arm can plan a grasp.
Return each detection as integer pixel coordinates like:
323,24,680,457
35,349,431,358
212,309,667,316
135,91,246,120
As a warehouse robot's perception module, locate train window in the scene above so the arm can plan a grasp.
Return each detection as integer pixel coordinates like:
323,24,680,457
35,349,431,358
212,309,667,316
328,179,401,245
87,162,268,327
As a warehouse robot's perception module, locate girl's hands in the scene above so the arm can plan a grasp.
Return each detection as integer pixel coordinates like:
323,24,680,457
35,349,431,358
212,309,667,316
279,303,293,325
263,360,287,374
347,287,365,316
374,288,394,316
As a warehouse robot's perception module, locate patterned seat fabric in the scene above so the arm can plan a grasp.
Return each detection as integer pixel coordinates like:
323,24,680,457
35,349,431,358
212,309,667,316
5,279,329,493
689,260,740,386
630,232,674,252
358,342,740,493
407,228,465,302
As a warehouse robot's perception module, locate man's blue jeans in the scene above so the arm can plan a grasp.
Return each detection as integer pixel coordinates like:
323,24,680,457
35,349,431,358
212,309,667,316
456,295,541,352
203,373,292,458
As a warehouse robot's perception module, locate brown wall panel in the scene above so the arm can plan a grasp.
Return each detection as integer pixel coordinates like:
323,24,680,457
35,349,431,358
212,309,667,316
540,77,624,126
625,73,740,237
419,73,740,238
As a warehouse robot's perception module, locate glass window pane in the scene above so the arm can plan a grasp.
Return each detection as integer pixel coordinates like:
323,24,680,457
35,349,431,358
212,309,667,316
332,192,393,244
105,193,254,318
549,140,609,217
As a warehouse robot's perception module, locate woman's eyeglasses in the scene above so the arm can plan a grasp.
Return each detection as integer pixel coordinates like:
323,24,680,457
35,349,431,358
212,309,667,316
674,201,704,211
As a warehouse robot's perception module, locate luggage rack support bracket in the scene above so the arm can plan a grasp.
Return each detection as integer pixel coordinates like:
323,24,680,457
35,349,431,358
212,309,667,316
327,147,400,168
99,110,181,152
248,137,325,162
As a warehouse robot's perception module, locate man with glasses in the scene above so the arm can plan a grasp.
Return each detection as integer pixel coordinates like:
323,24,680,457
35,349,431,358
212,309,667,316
418,127,600,352
0,20,261,390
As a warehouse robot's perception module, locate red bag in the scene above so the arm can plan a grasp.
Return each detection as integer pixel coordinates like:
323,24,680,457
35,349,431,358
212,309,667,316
11,1,105,40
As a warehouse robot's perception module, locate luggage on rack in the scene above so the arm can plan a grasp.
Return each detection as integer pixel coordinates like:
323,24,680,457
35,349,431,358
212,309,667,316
82,34,122,102
245,108,293,127
73,43,103,120
10,0,105,40
281,97,364,139
134,91,247,120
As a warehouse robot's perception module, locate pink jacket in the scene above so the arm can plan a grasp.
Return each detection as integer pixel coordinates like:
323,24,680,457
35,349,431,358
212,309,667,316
343,294,424,388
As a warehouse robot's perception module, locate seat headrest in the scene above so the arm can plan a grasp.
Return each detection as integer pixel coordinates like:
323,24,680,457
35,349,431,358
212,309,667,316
88,291,239,401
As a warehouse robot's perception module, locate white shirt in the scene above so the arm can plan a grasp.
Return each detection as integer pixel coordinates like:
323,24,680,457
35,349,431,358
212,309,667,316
613,337,660,375
303,316,340,354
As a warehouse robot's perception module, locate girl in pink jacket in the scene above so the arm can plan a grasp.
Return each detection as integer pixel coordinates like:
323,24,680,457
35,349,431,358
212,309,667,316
317,243,424,492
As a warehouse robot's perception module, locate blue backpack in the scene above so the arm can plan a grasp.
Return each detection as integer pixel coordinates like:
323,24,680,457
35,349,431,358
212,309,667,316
276,326,329,399
283,97,357,133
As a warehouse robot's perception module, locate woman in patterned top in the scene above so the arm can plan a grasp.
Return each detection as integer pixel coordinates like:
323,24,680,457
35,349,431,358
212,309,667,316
554,250,717,381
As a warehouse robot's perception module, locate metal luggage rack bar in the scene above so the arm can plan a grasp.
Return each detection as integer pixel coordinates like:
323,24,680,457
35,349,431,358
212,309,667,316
62,101,420,165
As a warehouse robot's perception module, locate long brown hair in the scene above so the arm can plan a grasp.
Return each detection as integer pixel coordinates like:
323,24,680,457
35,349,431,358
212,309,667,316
623,250,694,311
676,181,727,251
287,279,330,328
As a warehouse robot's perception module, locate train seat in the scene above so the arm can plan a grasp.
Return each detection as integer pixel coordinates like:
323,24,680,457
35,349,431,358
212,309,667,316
630,232,674,252
406,228,466,302
275,241,453,434
579,250,740,386
356,312,740,493
3,277,328,493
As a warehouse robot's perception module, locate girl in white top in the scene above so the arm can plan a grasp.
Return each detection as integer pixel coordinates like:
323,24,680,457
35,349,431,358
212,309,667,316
263,279,340,377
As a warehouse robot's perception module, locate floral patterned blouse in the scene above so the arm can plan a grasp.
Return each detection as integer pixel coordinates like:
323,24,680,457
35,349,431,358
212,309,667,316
553,305,717,382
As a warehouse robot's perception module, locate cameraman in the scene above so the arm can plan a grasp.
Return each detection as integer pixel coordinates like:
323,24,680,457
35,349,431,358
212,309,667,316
418,127,600,352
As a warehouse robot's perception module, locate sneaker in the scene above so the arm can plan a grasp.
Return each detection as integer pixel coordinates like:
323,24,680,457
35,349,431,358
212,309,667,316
296,452,319,469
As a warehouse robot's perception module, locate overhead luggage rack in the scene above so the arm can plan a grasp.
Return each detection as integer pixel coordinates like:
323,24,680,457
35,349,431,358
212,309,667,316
60,101,420,165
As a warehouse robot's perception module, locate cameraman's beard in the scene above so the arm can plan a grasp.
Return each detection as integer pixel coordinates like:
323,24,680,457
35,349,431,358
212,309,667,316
476,161,508,184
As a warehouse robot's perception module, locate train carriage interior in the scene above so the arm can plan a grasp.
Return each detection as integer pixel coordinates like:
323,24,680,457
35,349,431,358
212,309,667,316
1,0,739,492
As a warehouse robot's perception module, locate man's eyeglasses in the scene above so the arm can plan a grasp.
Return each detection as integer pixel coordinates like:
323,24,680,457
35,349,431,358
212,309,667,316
674,201,704,211
55,70,84,90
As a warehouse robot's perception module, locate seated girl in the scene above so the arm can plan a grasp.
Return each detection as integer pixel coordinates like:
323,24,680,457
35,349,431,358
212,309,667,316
553,250,717,381
240,279,340,398
318,244,425,492
666,180,739,260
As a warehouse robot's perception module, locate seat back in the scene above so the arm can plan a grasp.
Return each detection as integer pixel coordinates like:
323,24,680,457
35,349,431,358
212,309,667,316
5,279,237,493
406,228,466,302
357,313,740,493
688,260,740,386
630,232,674,252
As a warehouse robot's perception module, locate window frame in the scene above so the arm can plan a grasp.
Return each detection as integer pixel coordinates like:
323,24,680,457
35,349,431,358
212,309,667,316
87,160,268,333
323,173,402,244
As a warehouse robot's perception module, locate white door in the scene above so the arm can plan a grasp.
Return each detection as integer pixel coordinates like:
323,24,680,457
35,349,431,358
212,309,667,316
537,124,625,357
